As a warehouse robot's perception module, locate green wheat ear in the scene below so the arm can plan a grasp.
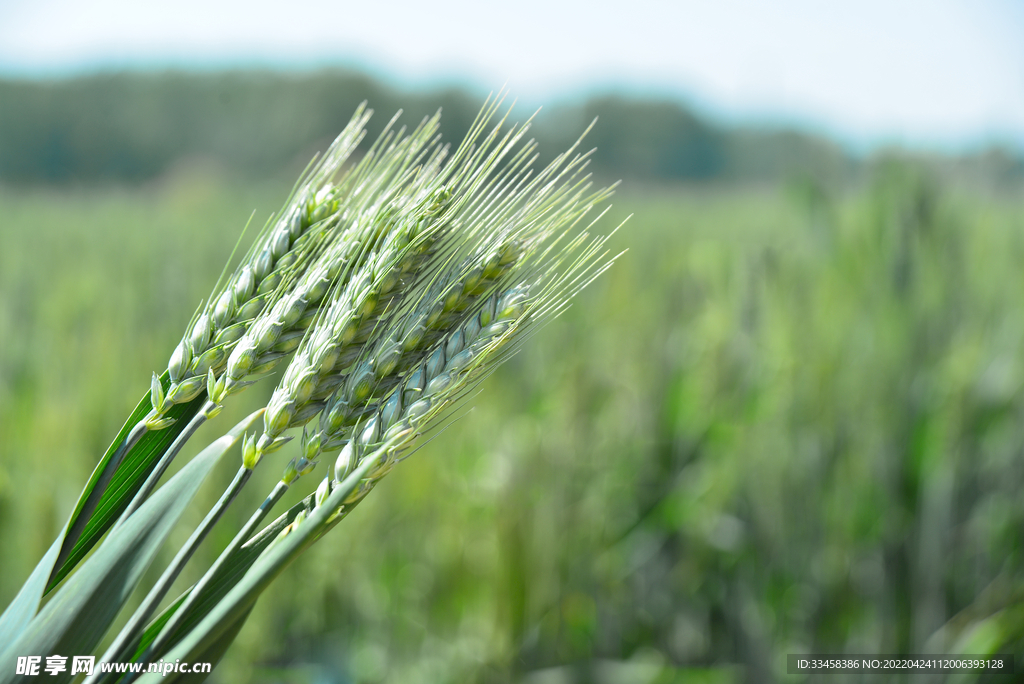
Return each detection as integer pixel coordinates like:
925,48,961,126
0,94,624,684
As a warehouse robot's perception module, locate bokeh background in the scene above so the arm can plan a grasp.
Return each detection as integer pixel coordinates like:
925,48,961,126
1,1,1024,682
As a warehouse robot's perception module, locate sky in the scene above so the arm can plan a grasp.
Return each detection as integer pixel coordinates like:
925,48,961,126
1,0,1022,151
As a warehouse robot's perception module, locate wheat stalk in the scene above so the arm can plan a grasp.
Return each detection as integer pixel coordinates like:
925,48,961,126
0,96,624,684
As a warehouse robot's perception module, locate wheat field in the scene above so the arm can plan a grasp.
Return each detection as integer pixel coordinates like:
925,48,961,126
1,159,1023,682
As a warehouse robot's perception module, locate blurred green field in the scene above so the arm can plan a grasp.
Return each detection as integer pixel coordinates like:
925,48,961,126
2,162,1024,683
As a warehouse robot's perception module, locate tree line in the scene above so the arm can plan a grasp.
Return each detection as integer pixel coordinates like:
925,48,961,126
0,69,1017,186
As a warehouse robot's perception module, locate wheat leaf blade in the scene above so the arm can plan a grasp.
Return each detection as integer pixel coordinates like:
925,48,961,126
50,375,207,590
0,528,64,647
0,410,261,684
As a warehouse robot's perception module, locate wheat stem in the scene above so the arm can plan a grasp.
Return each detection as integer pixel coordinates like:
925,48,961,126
127,480,291,677
89,465,253,680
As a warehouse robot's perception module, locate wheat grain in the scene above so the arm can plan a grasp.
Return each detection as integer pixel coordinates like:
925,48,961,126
147,104,456,426
142,106,373,429
250,186,456,458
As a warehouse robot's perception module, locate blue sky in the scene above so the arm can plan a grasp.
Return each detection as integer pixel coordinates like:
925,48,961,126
1,0,1022,151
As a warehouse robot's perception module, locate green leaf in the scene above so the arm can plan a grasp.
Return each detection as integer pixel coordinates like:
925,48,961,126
0,526,64,646
0,410,261,684
49,373,207,591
